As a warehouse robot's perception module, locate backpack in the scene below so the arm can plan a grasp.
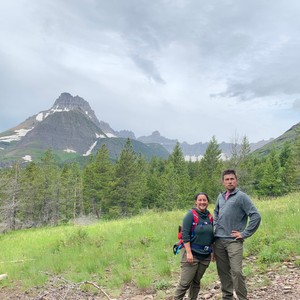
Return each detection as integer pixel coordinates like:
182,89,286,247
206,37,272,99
173,208,213,255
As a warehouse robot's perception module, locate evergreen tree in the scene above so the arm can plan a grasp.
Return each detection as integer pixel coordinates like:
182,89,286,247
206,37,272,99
108,139,144,217
83,145,114,217
0,162,21,230
236,136,254,193
198,136,223,201
19,161,44,226
256,149,282,197
143,157,165,209
167,142,192,207
60,162,83,220
39,149,61,225
229,132,240,169
293,127,300,189
279,142,297,193
158,160,181,209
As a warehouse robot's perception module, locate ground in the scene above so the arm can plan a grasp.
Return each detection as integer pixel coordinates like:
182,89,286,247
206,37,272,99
0,257,299,299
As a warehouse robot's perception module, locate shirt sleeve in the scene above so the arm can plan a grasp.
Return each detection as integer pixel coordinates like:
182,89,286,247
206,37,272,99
241,195,261,239
181,211,194,243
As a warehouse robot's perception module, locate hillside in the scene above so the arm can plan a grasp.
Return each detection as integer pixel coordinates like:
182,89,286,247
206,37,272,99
0,93,169,165
0,194,299,299
253,122,300,156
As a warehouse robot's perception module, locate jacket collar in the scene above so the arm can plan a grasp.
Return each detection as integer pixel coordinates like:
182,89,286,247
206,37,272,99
222,188,239,198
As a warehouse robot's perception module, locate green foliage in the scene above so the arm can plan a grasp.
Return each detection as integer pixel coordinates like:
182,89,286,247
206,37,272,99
108,139,146,217
1,133,300,230
244,193,300,265
82,145,114,217
195,136,223,201
1,194,299,298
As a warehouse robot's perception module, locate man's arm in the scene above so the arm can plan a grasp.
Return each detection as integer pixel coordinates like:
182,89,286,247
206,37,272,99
241,195,261,239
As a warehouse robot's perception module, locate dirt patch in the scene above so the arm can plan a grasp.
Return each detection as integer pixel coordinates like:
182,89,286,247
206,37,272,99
0,257,299,299
196,257,300,300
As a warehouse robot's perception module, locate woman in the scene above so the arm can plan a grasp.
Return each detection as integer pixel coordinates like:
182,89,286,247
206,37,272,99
174,192,214,300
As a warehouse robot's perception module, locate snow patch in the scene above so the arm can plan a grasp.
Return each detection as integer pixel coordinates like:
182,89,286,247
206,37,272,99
0,128,34,142
50,107,70,113
42,107,71,120
22,155,32,162
36,112,44,121
83,141,97,156
96,133,106,138
105,133,117,138
64,149,77,153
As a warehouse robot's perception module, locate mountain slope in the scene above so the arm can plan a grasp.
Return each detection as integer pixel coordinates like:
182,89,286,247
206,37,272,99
253,122,300,156
0,93,169,164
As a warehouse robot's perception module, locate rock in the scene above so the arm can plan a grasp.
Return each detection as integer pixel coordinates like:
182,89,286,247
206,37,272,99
0,274,8,280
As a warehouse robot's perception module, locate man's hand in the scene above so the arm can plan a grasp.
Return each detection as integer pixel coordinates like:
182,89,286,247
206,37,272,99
231,230,243,240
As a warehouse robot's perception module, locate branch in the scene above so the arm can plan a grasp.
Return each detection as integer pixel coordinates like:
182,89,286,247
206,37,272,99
82,281,113,300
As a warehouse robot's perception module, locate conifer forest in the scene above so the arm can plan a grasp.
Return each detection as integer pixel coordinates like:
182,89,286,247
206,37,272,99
0,135,299,232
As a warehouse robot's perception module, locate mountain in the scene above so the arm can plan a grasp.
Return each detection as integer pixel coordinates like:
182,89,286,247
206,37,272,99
0,92,293,166
253,122,300,157
0,93,169,165
138,131,273,160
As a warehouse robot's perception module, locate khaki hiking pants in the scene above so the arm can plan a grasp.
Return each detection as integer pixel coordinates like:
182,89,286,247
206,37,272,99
214,238,247,300
174,249,210,300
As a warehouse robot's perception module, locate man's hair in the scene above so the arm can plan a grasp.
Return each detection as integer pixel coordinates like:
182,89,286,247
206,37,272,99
222,169,237,180
194,192,210,202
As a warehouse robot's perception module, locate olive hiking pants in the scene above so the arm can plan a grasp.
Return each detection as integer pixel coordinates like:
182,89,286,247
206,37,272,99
214,239,247,300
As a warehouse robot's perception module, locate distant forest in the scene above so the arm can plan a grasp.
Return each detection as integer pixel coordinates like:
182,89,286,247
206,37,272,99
0,134,299,232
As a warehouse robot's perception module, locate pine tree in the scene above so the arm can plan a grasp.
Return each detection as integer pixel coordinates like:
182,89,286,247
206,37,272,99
293,127,300,189
167,142,192,207
143,157,165,209
83,144,114,217
237,135,254,193
257,149,282,197
198,136,223,201
39,149,61,225
0,162,21,230
109,139,144,217
279,142,297,193
19,161,43,226
158,160,180,209
60,162,83,220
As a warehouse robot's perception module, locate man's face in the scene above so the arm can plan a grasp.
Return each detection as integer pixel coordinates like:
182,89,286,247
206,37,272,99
223,173,237,191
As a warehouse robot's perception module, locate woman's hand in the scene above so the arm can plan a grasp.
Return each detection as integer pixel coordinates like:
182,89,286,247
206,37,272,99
186,252,193,263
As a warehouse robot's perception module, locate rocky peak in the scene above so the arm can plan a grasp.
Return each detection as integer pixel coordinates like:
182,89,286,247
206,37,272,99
53,93,87,108
51,92,100,127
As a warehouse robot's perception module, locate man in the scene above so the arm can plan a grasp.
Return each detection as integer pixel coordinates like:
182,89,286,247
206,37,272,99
214,169,261,300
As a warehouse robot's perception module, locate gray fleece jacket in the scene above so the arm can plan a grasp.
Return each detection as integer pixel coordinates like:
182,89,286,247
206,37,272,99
214,188,261,239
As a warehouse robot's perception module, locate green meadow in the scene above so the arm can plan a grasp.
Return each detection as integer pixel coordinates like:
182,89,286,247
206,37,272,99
0,193,299,298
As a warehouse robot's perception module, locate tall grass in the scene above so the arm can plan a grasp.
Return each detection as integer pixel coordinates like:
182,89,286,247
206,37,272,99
244,193,300,265
0,193,299,298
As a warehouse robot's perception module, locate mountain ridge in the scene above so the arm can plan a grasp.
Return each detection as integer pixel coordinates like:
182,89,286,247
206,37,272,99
0,92,296,165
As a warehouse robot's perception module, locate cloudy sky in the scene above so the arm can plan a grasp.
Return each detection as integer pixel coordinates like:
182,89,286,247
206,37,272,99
1,0,299,144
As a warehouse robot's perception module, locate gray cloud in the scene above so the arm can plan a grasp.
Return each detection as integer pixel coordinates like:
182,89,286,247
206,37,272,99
0,0,299,143
293,99,300,112
130,54,165,84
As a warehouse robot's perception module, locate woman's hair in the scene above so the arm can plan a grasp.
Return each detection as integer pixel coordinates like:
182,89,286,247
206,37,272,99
194,192,209,202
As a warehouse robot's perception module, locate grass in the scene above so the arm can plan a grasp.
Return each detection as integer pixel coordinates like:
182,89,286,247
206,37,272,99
0,193,300,298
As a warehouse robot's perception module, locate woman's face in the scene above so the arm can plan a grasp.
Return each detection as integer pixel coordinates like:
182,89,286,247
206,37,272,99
195,194,209,212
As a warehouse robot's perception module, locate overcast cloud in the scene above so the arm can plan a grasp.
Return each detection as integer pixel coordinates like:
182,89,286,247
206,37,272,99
0,0,299,144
